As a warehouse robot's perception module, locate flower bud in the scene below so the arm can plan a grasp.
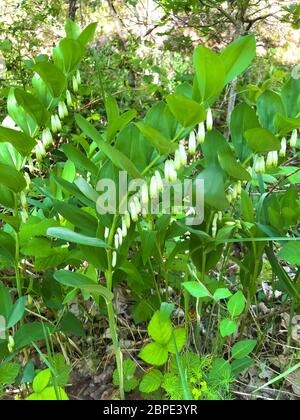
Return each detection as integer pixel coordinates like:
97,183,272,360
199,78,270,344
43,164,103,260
290,129,298,148
104,227,110,239
123,211,131,229
28,157,34,174
58,101,65,119
218,211,223,222
236,181,242,196
266,151,278,168
8,335,14,353
129,201,138,222
206,108,213,131
255,156,265,174
114,233,119,249
73,76,79,93
155,171,164,193
164,160,171,181
227,193,233,204
42,128,53,147
231,186,238,200
117,228,123,246
76,70,81,86
133,196,141,215
225,221,236,227
150,176,158,199
212,213,218,238
54,115,62,132
51,115,58,133
141,183,149,206
168,160,177,183
272,150,278,167
188,131,196,155
112,251,117,268
174,150,181,171
279,138,287,157
179,143,187,166
66,90,73,107
197,122,205,144
121,218,127,238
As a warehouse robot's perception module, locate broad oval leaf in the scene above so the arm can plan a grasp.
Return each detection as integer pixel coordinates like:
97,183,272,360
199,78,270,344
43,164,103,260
166,93,206,127
53,270,113,301
47,227,109,249
244,128,280,152
221,35,256,84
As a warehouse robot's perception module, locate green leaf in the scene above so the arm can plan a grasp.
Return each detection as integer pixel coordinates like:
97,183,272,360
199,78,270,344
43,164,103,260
244,128,280,153
53,202,98,237
33,369,51,393
135,122,177,155
281,77,300,118
113,359,138,392
139,369,163,394
213,288,232,301
232,340,257,360
0,164,26,193
278,242,300,265
77,22,97,47
274,114,300,136
51,354,71,387
75,114,142,178
266,245,300,301
62,144,98,176
230,103,259,162
231,357,254,376
167,328,186,354
196,165,229,211
106,109,137,142
241,190,255,223
14,88,49,127
53,270,113,301
218,151,251,181
47,227,109,249
227,291,246,318
208,358,232,385
0,363,20,386
33,62,67,98
60,312,84,337
148,311,172,345
220,319,238,337
7,296,27,329
0,283,13,321
65,18,81,39
257,90,286,133
193,46,225,104
221,35,256,84
182,281,211,299
14,322,55,350
105,94,120,125
139,342,169,366
0,126,36,155
166,94,206,127
54,38,84,75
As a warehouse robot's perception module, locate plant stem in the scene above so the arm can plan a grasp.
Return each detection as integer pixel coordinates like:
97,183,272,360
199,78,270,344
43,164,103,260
13,194,22,298
105,215,125,400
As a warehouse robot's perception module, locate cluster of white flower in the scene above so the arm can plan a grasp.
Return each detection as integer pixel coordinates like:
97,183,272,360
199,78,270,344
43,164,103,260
254,129,298,174
72,70,81,93
107,108,215,267
226,181,242,204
